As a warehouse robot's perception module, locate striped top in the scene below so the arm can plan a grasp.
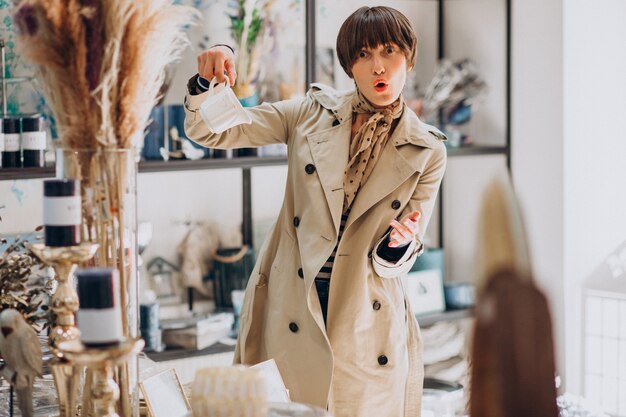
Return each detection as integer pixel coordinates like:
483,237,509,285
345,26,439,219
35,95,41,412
316,207,351,280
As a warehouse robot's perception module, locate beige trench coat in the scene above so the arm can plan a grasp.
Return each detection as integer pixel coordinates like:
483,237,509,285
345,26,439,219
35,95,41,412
184,83,447,417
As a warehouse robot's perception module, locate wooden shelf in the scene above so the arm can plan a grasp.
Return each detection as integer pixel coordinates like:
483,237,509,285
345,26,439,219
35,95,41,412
447,145,508,157
0,146,507,182
0,166,55,180
0,156,288,181
138,155,288,173
146,308,474,362
416,308,473,327
145,341,235,363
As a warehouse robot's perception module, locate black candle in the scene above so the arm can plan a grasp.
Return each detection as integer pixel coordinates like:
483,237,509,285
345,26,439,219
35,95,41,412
76,268,124,347
140,328,163,352
140,303,160,331
43,179,81,247
2,118,20,168
22,117,46,168
212,149,227,159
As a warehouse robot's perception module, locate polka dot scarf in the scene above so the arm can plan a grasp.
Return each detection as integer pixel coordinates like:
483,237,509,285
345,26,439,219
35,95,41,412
343,88,404,210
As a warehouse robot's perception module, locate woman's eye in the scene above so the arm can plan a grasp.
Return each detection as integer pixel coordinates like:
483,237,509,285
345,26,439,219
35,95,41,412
359,50,368,58
386,47,394,54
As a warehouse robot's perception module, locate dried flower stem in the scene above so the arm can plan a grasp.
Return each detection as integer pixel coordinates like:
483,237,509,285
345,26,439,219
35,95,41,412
13,2,199,414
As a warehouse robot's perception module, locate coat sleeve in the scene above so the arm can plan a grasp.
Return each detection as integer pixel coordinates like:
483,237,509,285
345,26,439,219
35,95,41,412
372,141,447,278
183,89,308,149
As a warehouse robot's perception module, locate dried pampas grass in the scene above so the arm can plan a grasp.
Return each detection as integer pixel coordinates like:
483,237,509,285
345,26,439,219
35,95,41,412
12,4,199,415
13,0,199,149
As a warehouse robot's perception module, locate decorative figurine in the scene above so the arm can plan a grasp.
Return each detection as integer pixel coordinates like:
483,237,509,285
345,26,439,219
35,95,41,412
0,309,43,417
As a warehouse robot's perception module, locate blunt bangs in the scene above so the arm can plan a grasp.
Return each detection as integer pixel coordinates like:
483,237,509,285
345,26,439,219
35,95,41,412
336,6,417,78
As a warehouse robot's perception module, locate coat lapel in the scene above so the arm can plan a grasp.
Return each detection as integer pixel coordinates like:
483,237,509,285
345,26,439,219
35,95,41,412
306,122,350,236
343,112,429,232
305,84,444,237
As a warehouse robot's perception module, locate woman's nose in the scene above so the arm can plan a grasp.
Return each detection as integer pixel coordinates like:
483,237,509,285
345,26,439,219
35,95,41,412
372,57,385,75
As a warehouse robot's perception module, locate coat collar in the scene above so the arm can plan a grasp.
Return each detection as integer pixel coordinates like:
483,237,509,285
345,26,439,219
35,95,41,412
309,83,447,149
307,83,447,236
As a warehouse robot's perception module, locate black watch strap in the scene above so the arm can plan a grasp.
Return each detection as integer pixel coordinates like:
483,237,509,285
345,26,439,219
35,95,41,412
187,45,234,96
187,74,205,96
212,44,235,54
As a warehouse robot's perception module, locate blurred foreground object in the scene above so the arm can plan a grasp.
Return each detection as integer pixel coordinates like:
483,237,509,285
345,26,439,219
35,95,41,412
191,365,267,417
469,172,559,417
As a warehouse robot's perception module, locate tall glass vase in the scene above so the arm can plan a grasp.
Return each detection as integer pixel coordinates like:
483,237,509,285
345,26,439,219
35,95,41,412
55,148,140,417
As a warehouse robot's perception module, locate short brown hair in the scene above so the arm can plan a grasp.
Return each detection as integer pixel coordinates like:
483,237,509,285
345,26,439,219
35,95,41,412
336,6,418,78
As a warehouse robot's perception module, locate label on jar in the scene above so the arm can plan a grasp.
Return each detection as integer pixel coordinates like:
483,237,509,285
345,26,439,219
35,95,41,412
77,308,124,343
4,133,19,152
22,131,46,150
43,196,81,225
0,133,4,152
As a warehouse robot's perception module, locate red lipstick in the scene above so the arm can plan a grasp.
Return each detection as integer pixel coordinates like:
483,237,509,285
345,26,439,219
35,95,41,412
374,79,388,92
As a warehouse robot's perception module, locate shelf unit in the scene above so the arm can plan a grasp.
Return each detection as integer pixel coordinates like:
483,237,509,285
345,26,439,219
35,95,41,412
0,146,507,181
145,307,473,363
434,0,512,249
0,0,511,329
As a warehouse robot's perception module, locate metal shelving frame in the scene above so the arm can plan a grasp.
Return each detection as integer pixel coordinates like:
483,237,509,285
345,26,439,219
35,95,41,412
1,0,511,325
435,0,512,249
0,146,508,181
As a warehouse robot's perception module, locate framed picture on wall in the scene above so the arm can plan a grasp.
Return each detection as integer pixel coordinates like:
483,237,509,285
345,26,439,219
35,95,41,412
405,248,446,316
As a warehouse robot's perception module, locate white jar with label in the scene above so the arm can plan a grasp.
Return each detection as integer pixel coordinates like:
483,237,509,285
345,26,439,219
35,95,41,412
2,118,20,168
22,116,46,168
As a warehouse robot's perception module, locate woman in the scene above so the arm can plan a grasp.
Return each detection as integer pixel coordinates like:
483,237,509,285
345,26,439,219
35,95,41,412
184,6,447,417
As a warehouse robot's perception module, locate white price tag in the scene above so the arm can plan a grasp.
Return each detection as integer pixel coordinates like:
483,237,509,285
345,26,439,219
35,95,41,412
4,133,19,152
22,131,46,150
43,196,82,225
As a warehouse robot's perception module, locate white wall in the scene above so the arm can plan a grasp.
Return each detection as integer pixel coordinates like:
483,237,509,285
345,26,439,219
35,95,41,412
445,0,507,146
563,0,626,396
0,167,287,255
513,0,626,397
0,180,44,233
138,166,287,268
511,0,566,383
443,155,508,282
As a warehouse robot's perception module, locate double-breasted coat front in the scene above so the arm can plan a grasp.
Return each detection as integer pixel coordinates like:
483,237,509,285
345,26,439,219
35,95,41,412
184,83,447,417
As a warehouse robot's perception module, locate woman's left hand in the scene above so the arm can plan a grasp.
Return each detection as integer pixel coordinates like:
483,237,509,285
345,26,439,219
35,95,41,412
388,211,421,248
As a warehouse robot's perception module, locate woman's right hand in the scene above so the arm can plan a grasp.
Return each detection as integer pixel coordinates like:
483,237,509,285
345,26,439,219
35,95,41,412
197,46,237,87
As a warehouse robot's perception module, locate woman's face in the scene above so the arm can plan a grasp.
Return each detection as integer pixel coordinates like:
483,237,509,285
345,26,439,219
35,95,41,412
351,43,410,108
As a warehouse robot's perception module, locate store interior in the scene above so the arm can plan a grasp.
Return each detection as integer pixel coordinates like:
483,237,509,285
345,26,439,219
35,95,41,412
0,0,625,416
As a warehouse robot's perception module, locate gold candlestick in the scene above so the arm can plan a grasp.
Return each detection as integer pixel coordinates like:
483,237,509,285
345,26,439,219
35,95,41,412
57,338,145,417
27,242,98,349
27,242,99,417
